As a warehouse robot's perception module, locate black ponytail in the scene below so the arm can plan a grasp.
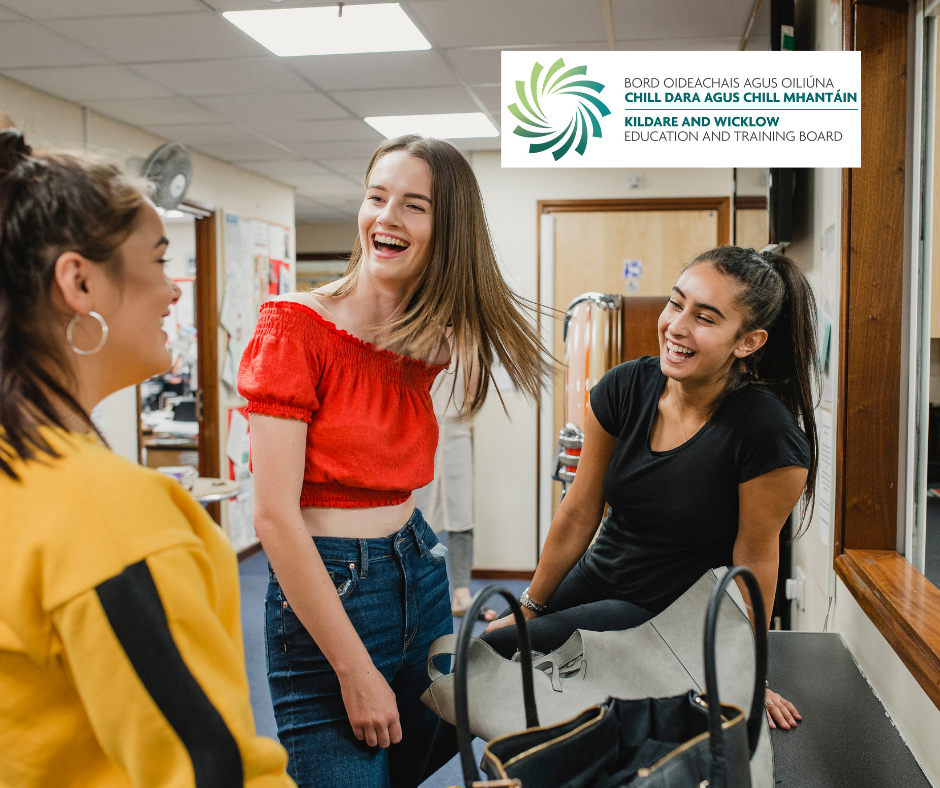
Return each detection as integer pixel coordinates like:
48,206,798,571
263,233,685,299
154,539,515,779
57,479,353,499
0,129,144,480
689,245,819,538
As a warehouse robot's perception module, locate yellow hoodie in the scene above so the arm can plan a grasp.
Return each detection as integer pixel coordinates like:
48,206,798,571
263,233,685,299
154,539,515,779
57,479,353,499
0,429,294,788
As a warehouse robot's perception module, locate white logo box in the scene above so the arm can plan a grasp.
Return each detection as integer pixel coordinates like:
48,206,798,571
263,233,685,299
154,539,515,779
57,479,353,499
500,51,861,168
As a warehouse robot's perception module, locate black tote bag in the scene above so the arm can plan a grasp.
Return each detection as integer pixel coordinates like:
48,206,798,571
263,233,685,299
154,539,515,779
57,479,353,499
447,566,768,788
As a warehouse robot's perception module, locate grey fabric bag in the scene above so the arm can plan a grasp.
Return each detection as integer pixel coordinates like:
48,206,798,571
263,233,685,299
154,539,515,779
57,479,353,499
421,569,775,788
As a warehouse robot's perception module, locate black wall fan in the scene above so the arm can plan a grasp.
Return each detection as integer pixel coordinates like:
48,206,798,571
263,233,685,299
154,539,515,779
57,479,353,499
140,142,193,211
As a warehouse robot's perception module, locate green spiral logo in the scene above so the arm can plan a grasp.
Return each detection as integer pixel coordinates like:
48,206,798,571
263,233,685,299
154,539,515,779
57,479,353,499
508,58,611,161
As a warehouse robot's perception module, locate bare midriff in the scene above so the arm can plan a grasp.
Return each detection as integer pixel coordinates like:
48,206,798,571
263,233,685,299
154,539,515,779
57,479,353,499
300,495,417,539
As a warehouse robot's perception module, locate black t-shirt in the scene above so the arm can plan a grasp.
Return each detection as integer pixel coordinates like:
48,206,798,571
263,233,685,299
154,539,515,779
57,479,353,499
582,356,811,614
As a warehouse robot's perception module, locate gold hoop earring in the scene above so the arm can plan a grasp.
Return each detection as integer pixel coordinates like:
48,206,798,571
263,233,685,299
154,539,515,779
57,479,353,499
66,311,109,356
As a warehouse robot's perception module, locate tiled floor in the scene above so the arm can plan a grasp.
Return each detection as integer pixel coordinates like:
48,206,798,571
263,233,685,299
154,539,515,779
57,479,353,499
237,540,527,788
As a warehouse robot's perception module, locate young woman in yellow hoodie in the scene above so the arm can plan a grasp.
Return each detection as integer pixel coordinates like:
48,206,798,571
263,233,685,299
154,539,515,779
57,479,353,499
0,130,295,788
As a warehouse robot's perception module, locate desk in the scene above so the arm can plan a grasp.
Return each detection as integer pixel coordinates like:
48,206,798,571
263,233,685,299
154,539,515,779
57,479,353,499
143,437,199,470
186,477,240,504
768,632,930,787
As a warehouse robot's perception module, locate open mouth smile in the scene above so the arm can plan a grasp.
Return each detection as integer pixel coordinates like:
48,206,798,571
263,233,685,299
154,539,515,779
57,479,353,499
372,233,411,256
665,338,696,363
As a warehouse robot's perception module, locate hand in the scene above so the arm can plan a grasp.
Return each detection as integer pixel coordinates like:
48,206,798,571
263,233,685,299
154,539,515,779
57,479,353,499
765,687,801,730
339,662,402,748
484,605,536,634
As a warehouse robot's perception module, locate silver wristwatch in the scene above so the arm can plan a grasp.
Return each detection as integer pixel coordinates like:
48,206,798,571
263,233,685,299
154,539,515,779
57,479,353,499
519,587,549,616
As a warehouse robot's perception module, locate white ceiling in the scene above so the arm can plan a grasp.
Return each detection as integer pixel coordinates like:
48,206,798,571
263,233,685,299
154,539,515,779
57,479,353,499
0,0,770,223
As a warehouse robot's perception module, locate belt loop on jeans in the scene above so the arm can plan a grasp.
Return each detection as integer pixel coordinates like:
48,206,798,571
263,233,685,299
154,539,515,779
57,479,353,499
358,538,369,578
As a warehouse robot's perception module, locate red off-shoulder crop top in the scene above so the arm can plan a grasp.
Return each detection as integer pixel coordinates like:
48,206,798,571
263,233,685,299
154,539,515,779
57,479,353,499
237,300,446,508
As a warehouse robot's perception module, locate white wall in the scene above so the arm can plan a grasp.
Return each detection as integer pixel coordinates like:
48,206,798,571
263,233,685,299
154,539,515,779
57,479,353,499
469,152,735,569
164,216,197,279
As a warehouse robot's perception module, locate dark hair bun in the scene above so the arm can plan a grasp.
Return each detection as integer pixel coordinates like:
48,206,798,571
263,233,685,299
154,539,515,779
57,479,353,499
0,129,31,175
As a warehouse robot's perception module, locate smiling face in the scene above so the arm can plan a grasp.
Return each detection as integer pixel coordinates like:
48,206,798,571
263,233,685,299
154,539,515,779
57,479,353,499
74,201,176,390
357,150,434,289
657,261,767,384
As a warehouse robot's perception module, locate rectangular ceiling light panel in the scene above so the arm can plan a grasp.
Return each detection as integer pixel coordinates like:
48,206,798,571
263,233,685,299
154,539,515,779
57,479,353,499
364,112,498,139
223,3,430,57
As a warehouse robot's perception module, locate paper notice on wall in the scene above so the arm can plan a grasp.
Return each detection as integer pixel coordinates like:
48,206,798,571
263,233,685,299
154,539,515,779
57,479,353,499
226,407,251,468
269,224,287,263
816,409,833,546
818,310,833,411
228,467,255,551
251,219,269,257
820,224,837,316
222,214,263,370
224,214,240,262
221,345,236,394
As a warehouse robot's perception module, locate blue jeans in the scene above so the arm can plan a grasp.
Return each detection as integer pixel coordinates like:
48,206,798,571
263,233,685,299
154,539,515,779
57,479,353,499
265,508,451,788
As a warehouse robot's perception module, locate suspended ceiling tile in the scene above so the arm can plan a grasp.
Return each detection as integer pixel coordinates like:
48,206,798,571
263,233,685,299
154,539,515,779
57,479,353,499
329,85,477,116
289,50,458,92
469,85,501,114
447,44,610,87
317,158,371,179
199,92,349,123
616,37,741,51
239,159,333,179
445,48,501,85
143,122,264,145
133,57,311,97
46,12,265,63
86,97,222,127
294,139,387,159
249,119,383,145
611,0,754,41
1,64,174,102
203,0,387,10
0,21,110,68
193,141,302,161
448,136,501,152
277,172,360,190
2,0,203,18
296,183,366,200
743,36,771,52
408,0,607,48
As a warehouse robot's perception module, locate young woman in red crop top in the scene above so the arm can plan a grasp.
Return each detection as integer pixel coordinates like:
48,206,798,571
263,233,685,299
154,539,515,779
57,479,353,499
238,136,548,788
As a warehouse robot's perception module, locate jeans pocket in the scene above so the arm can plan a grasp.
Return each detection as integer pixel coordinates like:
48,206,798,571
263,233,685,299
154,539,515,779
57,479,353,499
421,529,448,565
325,561,359,602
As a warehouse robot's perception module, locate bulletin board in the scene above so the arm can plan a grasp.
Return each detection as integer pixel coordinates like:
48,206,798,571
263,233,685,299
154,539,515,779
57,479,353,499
219,213,294,551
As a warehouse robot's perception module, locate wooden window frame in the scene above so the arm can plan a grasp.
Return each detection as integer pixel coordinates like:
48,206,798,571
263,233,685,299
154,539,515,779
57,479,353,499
836,0,940,710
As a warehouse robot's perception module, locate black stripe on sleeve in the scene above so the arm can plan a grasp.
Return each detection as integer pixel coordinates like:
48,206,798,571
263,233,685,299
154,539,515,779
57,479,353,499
95,560,244,788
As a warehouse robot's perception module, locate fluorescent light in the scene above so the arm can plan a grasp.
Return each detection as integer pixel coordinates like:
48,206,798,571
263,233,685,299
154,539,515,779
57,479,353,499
223,3,431,57
364,113,498,139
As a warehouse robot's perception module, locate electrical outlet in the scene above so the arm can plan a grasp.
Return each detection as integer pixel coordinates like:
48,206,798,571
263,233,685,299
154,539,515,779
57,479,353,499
785,566,806,612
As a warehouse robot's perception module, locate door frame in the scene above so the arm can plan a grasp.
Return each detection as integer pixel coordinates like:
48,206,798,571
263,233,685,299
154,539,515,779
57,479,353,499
192,206,222,524
135,201,221,523
535,196,732,562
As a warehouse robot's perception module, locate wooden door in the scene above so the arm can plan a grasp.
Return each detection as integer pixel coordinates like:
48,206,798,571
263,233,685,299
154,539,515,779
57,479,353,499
548,200,729,512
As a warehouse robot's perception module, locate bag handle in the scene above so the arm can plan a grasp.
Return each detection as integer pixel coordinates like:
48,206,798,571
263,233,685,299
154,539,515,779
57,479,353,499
703,566,768,788
454,585,540,787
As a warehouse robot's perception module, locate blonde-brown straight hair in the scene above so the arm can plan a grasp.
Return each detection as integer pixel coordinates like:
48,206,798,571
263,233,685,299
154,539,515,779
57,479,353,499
329,135,552,417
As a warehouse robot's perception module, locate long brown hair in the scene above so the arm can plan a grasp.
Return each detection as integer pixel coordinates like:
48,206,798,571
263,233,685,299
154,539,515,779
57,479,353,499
329,135,551,417
689,245,819,537
0,130,144,479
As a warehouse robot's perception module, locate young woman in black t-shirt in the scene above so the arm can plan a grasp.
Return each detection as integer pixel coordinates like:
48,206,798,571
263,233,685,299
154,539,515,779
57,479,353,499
486,245,818,732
